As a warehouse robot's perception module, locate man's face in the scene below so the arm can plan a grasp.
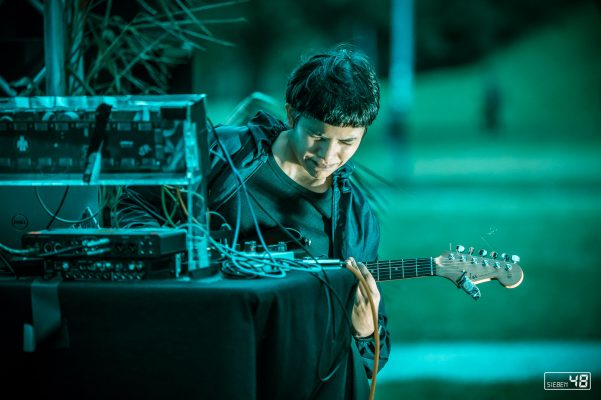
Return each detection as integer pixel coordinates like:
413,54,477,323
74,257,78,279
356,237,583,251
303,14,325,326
287,112,365,180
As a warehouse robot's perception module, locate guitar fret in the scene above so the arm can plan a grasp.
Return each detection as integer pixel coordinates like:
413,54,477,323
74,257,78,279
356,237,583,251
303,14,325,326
405,258,413,278
365,257,440,281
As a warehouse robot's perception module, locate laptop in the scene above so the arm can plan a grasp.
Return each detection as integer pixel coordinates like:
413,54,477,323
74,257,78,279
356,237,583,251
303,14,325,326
0,186,100,250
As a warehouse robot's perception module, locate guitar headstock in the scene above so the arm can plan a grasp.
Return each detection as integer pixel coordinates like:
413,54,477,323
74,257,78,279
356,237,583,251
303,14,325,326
435,245,524,289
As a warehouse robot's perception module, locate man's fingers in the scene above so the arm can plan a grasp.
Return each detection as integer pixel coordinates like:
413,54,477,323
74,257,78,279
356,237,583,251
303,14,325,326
347,258,367,299
357,262,371,279
351,259,378,294
355,282,366,304
348,257,377,301
357,262,379,294
347,257,381,308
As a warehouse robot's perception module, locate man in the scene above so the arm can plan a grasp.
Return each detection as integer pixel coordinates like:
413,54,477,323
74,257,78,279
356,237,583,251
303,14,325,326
117,45,390,396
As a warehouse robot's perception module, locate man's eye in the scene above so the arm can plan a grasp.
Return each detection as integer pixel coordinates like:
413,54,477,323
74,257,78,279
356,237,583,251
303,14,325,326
310,135,322,140
341,141,354,146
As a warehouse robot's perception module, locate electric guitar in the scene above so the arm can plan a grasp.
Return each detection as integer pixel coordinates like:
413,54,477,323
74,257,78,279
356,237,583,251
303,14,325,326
359,246,523,300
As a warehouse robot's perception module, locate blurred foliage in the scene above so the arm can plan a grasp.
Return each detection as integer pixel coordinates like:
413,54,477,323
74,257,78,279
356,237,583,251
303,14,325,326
0,0,245,96
72,0,245,95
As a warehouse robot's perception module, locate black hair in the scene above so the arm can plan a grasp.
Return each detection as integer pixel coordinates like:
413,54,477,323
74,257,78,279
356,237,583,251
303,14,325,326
285,45,380,128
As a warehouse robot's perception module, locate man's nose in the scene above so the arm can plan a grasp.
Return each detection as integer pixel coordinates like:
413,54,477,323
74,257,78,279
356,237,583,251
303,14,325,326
315,140,338,162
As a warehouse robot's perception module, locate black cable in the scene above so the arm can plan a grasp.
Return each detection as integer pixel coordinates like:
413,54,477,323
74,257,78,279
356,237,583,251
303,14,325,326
46,186,70,229
34,187,100,224
35,244,86,258
83,103,112,183
121,187,169,225
209,118,276,265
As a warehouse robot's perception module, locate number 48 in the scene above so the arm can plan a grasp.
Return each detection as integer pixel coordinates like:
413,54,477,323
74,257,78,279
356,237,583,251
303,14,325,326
569,374,589,388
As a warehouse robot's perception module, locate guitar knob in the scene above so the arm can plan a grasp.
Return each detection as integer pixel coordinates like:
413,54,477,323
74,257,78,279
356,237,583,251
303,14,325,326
490,251,498,259
479,249,487,256
468,246,474,255
456,245,465,253
511,255,520,263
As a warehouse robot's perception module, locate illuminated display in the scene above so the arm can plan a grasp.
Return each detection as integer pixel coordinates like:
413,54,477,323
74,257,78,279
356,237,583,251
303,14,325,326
544,372,591,390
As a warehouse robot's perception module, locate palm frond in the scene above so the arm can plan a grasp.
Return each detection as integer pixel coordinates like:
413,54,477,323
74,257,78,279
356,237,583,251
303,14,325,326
67,0,244,95
174,0,211,36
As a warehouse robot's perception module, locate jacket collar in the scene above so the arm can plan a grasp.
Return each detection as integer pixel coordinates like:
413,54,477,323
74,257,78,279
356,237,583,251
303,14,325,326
247,111,288,145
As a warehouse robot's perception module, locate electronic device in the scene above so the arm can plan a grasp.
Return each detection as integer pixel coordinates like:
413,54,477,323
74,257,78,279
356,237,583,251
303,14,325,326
21,228,186,258
42,254,182,281
0,95,209,184
0,186,100,249
20,228,186,280
0,95,211,274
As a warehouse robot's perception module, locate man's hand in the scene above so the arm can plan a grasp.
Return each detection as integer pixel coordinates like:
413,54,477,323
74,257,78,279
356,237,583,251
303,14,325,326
347,257,381,338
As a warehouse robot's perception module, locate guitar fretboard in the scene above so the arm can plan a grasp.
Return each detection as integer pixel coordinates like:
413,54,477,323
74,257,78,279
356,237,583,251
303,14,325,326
364,258,435,282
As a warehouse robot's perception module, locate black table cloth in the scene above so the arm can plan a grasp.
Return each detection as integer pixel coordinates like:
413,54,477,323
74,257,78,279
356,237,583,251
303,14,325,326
0,269,368,399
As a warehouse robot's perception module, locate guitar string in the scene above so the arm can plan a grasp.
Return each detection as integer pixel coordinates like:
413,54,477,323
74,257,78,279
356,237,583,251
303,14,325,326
364,260,513,268
363,259,514,278
365,259,434,278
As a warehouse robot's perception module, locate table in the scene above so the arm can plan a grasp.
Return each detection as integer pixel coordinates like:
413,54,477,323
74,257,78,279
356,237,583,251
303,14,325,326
0,269,369,399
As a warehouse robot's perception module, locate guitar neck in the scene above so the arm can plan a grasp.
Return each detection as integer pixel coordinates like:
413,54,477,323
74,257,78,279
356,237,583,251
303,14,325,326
364,258,436,282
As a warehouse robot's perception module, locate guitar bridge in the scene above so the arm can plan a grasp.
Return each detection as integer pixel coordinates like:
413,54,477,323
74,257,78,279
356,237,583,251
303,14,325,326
457,272,481,300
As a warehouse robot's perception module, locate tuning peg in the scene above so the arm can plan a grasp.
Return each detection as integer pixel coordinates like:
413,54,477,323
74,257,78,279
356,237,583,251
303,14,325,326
479,249,488,257
501,253,510,261
456,245,465,253
511,255,520,263
468,246,474,255
490,251,498,259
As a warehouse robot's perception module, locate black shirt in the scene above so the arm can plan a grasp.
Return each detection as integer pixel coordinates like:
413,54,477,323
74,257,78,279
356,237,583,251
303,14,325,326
214,154,332,258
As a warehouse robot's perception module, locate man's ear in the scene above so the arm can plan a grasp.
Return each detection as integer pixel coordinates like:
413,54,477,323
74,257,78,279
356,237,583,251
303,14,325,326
285,103,295,128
